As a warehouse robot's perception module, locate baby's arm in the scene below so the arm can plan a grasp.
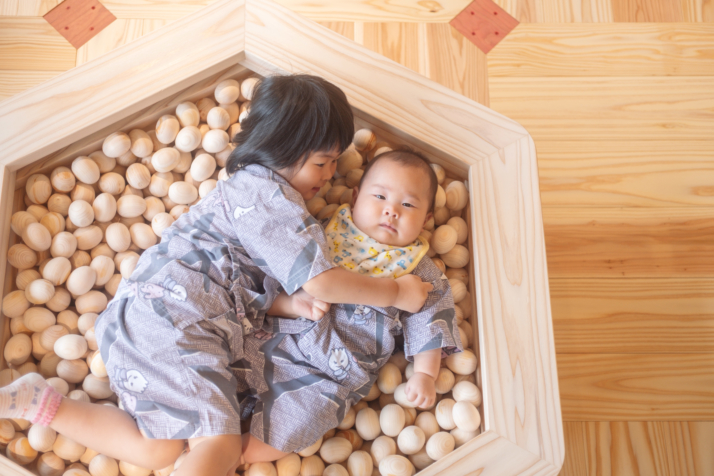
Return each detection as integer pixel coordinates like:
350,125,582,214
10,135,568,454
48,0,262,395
302,267,432,313
405,348,441,408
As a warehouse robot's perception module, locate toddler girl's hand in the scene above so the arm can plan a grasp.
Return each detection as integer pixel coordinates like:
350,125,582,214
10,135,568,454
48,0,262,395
393,275,433,313
405,372,436,409
292,288,331,321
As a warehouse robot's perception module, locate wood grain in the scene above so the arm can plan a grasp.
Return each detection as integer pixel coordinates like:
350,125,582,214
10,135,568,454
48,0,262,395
99,0,212,20
276,0,472,22
0,18,76,71
559,353,714,420
551,277,714,353
681,0,714,22
612,0,684,22
536,140,714,208
488,24,714,77
543,208,714,278
76,18,168,65
584,422,714,476
0,70,63,100
560,422,587,476
491,0,614,22
489,76,714,142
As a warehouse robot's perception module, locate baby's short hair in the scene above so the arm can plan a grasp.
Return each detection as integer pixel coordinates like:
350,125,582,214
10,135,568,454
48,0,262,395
359,147,439,211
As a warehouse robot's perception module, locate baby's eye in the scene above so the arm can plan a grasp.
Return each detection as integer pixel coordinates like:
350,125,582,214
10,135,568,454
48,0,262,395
375,195,385,200
402,203,415,208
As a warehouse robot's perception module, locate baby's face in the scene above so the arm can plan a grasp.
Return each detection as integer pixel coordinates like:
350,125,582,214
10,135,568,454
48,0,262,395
351,159,432,247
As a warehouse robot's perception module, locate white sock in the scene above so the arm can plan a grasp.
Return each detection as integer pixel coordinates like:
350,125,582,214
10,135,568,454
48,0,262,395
0,373,62,425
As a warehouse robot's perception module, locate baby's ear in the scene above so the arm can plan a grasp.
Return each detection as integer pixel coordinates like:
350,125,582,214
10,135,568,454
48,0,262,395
423,211,433,226
351,186,360,207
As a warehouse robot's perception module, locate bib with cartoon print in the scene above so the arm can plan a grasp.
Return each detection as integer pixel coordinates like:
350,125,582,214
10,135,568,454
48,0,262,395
326,204,429,279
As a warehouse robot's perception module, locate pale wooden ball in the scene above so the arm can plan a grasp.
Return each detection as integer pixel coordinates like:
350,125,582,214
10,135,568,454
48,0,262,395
450,427,478,449
425,431,455,461
370,435,396,466
28,423,57,453
151,213,174,238
66,266,97,296
323,464,349,476
174,126,202,153
335,428,362,451
52,434,86,462
319,436,352,464
191,153,217,182
452,400,481,432
299,455,325,476
452,380,482,407
78,313,98,336
128,129,152,158
273,453,300,476
40,211,66,237
50,167,76,193
397,425,425,455
71,157,100,185
6,436,38,465
151,147,181,173
207,107,230,130
25,279,55,304
433,206,451,226
83,374,113,399
74,226,104,251
403,407,417,427
306,196,327,216
353,129,376,152
26,204,50,221
3,290,30,318
88,454,119,476
434,185,446,209
118,461,151,476
102,132,131,158
347,450,373,476
297,436,323,457
40,352,62,378
446,216,468,244
168,181,198,205
393,383,416,408
345,168,364,188
202,129,229,153
431,225,458,255
155,115,180,145
67,201,94,228
377,362,402,394
22,222,52,252
54,334,88,360
8,244,38,269
70,183,96,204
458,326,469,350
40,324,70,352
116,195,147,219
246,462,277,476
57,359,89,384
337,406,356,430
11,211,38,237
0,419,16,446
26,174,53,205
46,286,70,313
337,147,363,176
90,151,117,174
196,97,217,122
445,349,477,376
240,77,259,101
435,367,455,395
430,163,446,184
445,267,469,286
149,171,174,197
37,451,65,476
355,407,381,441
24,307,56,333
445,181,468,211
214,79,240,104
130,223,157,249
378,455,414,476
316,203,339,221
221,101,240,124
90,351,107,377
92,193,117,223
169,205,190,220
4,333,32,366
449,278,467,304
176,102,200,128
46,377,70,396
75,290,107,314
380,404,405,437
198,179,217,198
125,163,151,191
326,185,347,205
435,399,456,430
440,244,469,269
10,317,32,338
105,223,132,253
57,309,79,334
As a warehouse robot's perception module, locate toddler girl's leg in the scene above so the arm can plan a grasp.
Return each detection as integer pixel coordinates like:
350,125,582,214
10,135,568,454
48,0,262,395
241,434,288,463
174,435,243,476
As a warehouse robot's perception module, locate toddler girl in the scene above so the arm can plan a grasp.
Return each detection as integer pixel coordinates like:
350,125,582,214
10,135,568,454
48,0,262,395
0,75,432,476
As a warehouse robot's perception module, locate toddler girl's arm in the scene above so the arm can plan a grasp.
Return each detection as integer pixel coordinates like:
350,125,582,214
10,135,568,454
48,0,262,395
301,267,432,313
267,289,330,321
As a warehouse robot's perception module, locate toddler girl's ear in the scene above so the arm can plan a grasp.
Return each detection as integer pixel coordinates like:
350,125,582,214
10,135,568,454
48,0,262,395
351,186,360,208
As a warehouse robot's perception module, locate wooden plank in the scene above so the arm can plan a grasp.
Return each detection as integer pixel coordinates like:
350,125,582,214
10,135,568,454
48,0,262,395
488,24,714,77
560,422,587,476
0,0,62,16
681,0,714,22
491,0,614,22
0,0,246,172
551,278,714,353
536,140,714,208
0,17,76,71
100,0,212,20
559,354,714,420
0,70,63,100
489,76,714,142
543,208,714,278
76,18,169,66
612,0,684,22
276,0,472,22
584,422,714,476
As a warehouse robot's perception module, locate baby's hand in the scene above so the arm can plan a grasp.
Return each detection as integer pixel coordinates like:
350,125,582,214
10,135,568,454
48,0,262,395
291,289,330,321
393,275,433,313
405,372,436,409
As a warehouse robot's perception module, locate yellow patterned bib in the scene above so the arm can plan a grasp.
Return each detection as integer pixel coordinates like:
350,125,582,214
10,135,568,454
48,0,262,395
326,204,429,279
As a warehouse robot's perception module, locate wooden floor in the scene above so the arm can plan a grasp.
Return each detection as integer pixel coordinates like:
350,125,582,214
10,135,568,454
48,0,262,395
1,1,713,474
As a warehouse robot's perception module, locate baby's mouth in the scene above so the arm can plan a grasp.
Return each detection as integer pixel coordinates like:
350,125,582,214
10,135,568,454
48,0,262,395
380,222,397,233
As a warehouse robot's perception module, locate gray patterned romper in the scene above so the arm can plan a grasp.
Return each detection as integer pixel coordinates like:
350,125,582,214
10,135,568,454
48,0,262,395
94,164,334,440
234,256,463,453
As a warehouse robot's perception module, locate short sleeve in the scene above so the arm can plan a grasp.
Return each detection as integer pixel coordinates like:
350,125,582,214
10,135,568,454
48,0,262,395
400,257,464,361
221,169,334,295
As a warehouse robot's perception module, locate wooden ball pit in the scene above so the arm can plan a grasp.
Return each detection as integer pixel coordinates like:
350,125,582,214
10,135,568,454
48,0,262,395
0,1,560,475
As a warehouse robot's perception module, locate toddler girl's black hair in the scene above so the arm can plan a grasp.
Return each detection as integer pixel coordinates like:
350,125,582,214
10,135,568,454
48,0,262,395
226,74,355,176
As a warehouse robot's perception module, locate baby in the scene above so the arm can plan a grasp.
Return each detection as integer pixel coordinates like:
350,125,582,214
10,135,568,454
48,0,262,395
235,148,463,457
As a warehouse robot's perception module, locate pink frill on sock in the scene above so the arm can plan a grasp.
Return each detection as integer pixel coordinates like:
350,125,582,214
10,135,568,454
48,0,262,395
31,386,63,426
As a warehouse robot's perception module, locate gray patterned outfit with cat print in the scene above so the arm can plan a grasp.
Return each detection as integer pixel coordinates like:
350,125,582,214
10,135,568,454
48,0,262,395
234,256,463,453
94,164,334,440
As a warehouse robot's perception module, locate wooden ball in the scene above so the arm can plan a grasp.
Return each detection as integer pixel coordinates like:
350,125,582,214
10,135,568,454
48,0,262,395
151,147,181,173
337,406,356,430
74,226,104,251
355,408,380,441
377,363,402,394
239,77,258,101
149,171,174,197
176,102,200,128
26,174,53,205
90,150,116,174
98,172,125,196
66,266,97,296
297,436,323,457
26,204,50,221
105,223,132,253
50,167,75,193
316,203,339,221
125,163,151,191
28,423,57,452
82,374,112,399
40,211,66,237
370,435,396,466
305,196,327,216
6,436,37,465
319,436,352,464
22,222,52,252
129,223,157,249
379,404,405,437
202,129,229,154
196,97,217,122
345,168,364,189
174,126,202,153
151,212,174,238
57,359,89,384
90,351,107,377
347,450,373,476
378,455,413,476
25,279,55,304
71,157,100,185
4,333,32,366
430,163,445,184
353,129,376,152
92,193,117,223
364,381,381,402
435,399,456,430
127,129,152,158
40,324,70,352
168,181,198,205
449,279,467,305
435,368,455,395
37,451,65,476
116,195,147,219
334,428,362,451
45,286,70,313
452,380,482,407
326,185,347,205
431,225,458,255
24,307,56,333
323,464,348,476
452,401,481,432
75,290,107,314
450,427,478,449
3,290,31,318
118,461,151,476
88,454,119,476
54,334,88,360
434,185,446,209
393,383,416,408
191,153,217,182
214,79,240,104
445,349,477,376
274,453,301,476
198,179,217,198
299,455,325,476
207,107,230,130
446,216,468,244
246,462,277,476
169,205,190,220
433,206,451,226
102,132,131,158
440,244,469,269
0,419,16,446
368,145,392,162
397,426,425,455
445,181,468,210
155,115,180,144
336,147,363,176
40,352,62,378
8,244,38,270
11,211,38,237
425,432,455,461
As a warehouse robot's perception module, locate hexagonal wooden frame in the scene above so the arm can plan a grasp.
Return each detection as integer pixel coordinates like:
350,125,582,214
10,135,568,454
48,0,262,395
0,1,563,475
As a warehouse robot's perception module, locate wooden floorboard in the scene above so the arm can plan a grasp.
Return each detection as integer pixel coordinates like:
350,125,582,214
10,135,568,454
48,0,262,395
76,18,168,65
560,422,588,476
0,17,76,71
492,0,615,22
0,69,63,101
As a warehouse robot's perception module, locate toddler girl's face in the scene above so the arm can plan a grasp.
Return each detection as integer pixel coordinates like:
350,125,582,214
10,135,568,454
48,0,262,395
282,147,340,200
351,159,432,247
